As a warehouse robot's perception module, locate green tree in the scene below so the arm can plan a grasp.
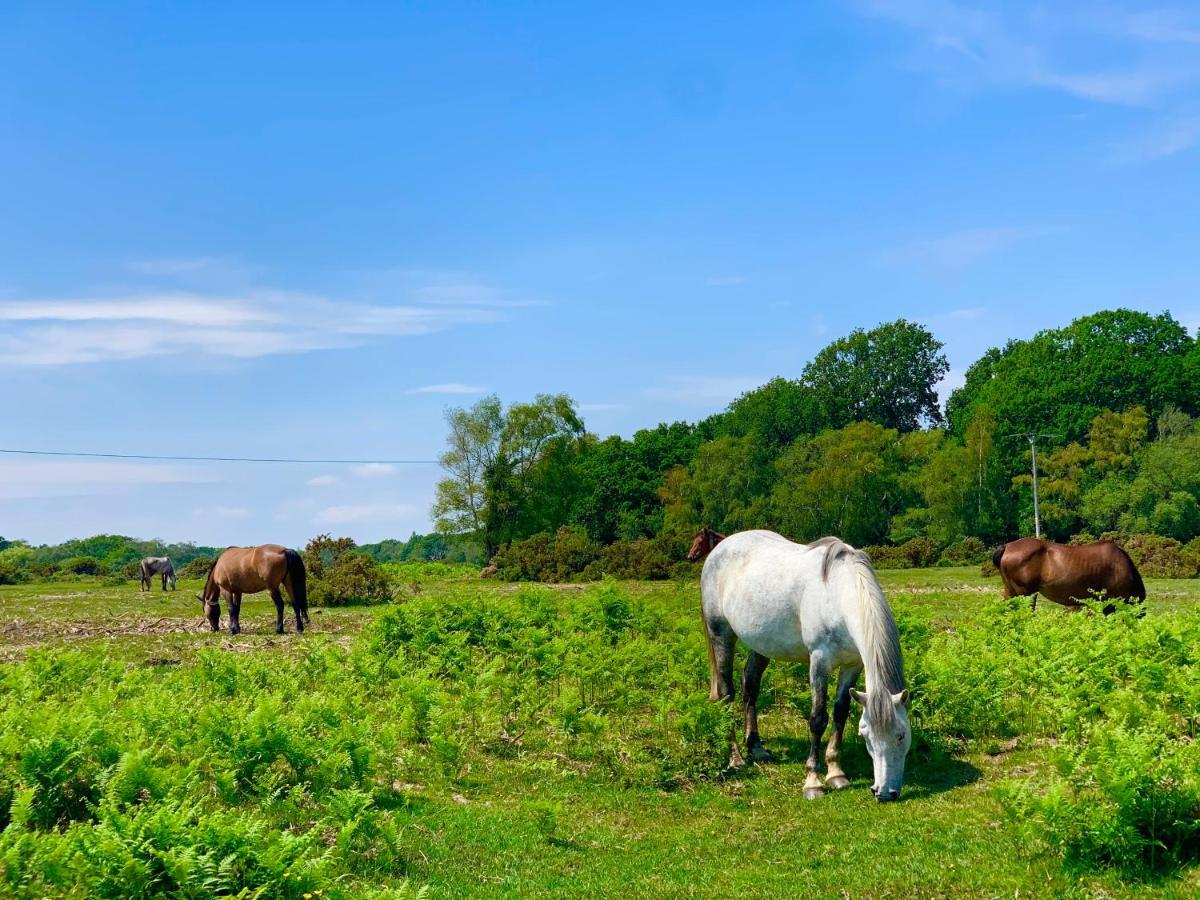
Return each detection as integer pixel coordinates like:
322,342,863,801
947,309,1196,448
660,435,770,537
801,319,949,431
770,421,904,546
721,377,824,451
433,396,505,538
434,394,584,556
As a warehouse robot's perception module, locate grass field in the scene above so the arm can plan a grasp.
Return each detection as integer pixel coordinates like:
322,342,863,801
0,568,1198,898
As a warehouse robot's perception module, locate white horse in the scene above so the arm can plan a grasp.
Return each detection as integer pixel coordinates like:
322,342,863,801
701,531,911,801
139,557,177,592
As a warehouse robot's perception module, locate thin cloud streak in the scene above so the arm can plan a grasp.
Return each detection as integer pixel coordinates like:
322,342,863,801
884,225,1065,272
1109,114,1200,163
857,0,1199,107
349,463,397,478
0,277,513,366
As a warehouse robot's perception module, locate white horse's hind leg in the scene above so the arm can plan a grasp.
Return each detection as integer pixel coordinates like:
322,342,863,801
824,666,861,790
804,653,832,800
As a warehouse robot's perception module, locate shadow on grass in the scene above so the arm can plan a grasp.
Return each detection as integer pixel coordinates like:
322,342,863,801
753,735,981,799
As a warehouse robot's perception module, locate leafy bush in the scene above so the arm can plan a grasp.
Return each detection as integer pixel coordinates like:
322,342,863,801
911,597,1200,874
0,546,33,585
304,532,358,579
310,553,393,607
179,556,215,579
1107,532,1200,578
581,538,677,581
491,527,601,582
937,537,989,566
1001,728,1200,874
54,556,108,577
863,536,940,569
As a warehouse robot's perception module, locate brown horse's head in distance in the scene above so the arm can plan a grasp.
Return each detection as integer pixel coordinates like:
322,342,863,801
994,536,1145,614
687,527,726,562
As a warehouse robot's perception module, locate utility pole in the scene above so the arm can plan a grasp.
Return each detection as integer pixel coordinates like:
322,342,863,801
1006,433,1060,539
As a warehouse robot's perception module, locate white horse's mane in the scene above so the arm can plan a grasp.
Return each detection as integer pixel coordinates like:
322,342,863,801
809,536,906,725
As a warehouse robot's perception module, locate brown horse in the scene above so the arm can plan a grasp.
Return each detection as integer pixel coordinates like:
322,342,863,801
687,527,726,562
200,544,309,635
994,537,1145,614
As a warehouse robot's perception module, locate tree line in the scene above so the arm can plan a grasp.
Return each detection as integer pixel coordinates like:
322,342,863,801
433,309,1200,568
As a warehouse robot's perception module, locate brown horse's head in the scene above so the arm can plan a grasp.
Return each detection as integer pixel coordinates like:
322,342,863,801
686,527,726,562
198,561,221,631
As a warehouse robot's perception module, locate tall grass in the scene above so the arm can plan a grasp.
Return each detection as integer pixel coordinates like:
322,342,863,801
0,580,1197,893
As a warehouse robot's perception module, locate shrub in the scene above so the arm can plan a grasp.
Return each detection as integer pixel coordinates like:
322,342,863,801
1001,728,1200,874
304,532,358,579
0,547,32,585
937,537,989,566
179,556,215,579
310,553,393,607
580,538,676,581
863,537,939,569
55,556,108,577
1104,532,1198,578
491,527,601,582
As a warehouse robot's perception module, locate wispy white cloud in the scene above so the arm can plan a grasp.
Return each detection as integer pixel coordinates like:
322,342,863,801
0,274,515,366
857,1,1200,107
315,502,416,524
349,463,396,479
1109,113,1200,163
884,225,1064,272
645,374,767,405
406,383,486,395
307,474,340,487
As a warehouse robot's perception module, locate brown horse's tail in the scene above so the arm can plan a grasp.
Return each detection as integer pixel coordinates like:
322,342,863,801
991,544,1006,570
284,548,308,618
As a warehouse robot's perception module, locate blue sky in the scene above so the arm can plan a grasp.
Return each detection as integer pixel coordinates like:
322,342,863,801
3,1,1199,546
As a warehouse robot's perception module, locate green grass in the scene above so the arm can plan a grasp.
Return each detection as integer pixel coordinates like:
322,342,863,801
0,570,1198,897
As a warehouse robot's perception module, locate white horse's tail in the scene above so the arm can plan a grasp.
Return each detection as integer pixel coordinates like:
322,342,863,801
812,537,906,714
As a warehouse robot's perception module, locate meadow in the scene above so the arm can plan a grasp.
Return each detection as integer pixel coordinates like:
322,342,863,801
0,567,1198,898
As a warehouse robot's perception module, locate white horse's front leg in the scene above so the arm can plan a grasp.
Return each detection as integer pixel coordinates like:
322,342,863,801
804,653,831,800
825,666,861,790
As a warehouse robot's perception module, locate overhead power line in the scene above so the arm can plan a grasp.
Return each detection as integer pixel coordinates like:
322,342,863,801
0,448,439,465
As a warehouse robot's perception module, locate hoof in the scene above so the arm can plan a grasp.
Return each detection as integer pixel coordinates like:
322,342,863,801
229,626,240,636
803,787,826,800
275,626,284,635
826,775,850,790
748,745,774,764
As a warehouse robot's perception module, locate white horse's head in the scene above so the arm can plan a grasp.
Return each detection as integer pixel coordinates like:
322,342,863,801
851,687,911,801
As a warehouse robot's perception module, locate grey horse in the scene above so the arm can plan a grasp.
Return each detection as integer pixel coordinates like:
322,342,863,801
140,557,177,591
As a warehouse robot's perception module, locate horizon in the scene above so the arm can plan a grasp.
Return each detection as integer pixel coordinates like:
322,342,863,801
4,1,1199,545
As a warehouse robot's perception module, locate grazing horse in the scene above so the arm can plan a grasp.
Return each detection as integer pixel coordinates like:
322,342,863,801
994,537,1145,614
702,531,910,801
686,526,726,562
200,544,309,635
140,557,176,592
